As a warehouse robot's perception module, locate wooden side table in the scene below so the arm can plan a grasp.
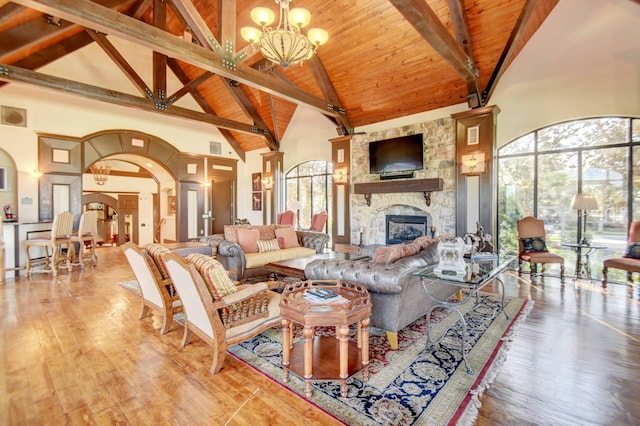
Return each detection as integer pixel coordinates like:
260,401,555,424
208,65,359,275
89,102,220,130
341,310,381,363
279,280,371,397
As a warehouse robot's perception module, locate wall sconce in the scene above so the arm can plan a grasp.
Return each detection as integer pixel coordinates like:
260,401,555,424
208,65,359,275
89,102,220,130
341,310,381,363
31,169,43,178
461,152,485,175
332,167,348,184
261,177,273,190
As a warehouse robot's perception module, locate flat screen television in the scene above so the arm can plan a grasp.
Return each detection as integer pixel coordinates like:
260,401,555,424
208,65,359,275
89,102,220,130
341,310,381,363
368,134,424,175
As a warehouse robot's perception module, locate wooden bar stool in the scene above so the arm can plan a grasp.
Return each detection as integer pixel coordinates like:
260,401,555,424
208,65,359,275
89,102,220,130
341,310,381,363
70,210,99,268
24,211,75,277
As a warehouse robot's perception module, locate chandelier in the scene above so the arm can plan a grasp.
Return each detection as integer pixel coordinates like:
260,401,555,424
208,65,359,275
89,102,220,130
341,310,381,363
241,0,328,69
90,161,112,185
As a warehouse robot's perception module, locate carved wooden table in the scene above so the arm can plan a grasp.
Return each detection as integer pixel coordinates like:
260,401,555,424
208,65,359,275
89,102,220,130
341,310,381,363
279,280,371,397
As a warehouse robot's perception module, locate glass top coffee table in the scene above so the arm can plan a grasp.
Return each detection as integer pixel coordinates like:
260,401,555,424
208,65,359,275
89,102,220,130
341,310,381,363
413,255,515,374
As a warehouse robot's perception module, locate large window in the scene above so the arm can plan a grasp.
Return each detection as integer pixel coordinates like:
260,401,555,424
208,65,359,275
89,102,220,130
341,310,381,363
498,117,639,281
285,160,333,231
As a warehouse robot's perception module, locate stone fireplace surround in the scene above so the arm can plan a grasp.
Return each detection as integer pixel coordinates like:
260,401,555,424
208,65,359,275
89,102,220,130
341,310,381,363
350,117,457,246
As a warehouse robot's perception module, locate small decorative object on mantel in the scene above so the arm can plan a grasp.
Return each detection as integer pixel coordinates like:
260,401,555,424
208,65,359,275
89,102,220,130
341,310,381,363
463,221,494,256
430,226,436,239
358,226,364,247
434,237,467,281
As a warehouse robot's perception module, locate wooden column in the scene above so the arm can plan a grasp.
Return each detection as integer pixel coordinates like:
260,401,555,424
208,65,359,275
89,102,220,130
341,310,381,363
262,151,284,225
452,105,500,239
330,136,352,247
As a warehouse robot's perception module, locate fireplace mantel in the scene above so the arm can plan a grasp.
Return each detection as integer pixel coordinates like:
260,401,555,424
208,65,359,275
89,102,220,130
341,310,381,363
354,178,444,207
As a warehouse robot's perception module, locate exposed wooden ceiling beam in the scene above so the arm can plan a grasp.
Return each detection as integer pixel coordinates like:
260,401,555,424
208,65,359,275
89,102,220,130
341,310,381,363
307,55,352,133
167,59,245,161
483,0,548,105
167,70,213,103
0,64,271,136
222,77,278,151
13,0,346,119
389,0,480,92
446,0,478,96
87,30,152,99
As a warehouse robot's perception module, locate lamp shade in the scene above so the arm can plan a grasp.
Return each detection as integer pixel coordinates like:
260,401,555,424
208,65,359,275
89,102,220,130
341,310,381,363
571,194,598,210
291,200,304,211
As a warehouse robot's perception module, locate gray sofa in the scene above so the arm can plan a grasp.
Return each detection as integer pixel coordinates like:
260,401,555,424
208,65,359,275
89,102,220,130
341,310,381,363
207,229,330,280
304,242,458,349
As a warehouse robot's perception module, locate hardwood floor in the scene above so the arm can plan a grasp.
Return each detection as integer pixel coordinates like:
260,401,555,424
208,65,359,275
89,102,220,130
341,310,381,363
1,246,639,425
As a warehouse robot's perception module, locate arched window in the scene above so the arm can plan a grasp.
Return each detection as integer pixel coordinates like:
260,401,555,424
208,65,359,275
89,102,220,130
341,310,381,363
285,160,333,231
497,116,640,280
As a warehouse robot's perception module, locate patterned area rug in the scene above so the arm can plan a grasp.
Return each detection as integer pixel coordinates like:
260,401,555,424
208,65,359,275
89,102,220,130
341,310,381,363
228,293,533,426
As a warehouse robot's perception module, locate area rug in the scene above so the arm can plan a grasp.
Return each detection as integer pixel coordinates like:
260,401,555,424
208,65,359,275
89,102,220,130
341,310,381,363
227,293,533,426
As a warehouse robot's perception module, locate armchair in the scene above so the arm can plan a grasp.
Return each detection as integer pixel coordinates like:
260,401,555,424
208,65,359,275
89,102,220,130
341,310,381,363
310,211,328,232
516,216,565,283
602,221,640,287
161,252,281,374
277,210,296,226
121,242,183,335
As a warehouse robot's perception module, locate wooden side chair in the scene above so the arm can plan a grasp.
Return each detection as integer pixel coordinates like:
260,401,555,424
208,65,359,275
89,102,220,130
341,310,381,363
602,221,640,287
161,251,281,374
516,216,565,283
121,242,183,335
24,211,75,277
70,210,100,268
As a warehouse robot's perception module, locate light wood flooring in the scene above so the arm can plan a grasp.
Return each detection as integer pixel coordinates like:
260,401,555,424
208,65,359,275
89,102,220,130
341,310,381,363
1,246,639,425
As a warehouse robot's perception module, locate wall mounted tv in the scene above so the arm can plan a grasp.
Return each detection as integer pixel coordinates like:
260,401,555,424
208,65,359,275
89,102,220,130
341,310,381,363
368,134,424,175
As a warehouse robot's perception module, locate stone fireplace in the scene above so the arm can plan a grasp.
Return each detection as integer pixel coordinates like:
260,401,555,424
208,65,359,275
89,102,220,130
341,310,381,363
386,215,429,244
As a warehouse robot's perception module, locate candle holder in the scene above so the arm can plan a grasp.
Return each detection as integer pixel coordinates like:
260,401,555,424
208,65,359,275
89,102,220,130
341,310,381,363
359,231,364,247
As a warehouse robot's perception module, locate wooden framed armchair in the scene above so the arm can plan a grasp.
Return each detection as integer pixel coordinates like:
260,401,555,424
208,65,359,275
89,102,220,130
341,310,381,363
602,221,640,287
121,242,183,335
161,252,281,374
24,211,75,277
70,210,100,268
516,216,565,283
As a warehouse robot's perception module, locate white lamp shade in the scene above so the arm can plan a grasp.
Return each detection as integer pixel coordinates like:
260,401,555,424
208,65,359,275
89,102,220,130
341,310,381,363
241,26,261,43
288,8,311,28
571,194,598,210
291,200,304,211
251,7,275,26
307,28,329,46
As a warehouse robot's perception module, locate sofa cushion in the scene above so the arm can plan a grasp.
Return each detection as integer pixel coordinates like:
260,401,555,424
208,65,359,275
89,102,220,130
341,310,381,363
520,237,548,253
254,224,277,240
144,243,171,279
275,227,300,248
372,242,421,264
245,246,316,269
224,224,251,243
237,228,260,253
257,239,280,253
186,253,237,300
623,242,640,259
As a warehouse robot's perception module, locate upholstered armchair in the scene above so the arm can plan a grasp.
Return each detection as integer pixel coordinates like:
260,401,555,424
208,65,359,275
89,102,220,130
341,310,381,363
310,211,328,232
277,210,296,226
121,242,183,335
516,216,565,283
602,221,640,287
161,252,281,374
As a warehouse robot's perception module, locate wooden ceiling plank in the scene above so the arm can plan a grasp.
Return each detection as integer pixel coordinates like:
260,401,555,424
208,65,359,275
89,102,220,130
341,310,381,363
12,0,345,118
87,30,152,99
167,59,245,160
389,0,479,88
0,64,270,135
482,0,548,105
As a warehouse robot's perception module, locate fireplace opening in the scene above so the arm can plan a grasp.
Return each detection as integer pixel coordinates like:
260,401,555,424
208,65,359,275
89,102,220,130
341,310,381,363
386,215,428,244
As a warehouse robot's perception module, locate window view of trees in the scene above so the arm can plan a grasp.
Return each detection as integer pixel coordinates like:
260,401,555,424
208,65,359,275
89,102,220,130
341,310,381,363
498,117,639,282
285,161,332,231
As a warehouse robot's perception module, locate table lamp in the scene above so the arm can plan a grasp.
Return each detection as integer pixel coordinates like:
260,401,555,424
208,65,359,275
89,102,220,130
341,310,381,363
570,193,598,245
291,200,304,228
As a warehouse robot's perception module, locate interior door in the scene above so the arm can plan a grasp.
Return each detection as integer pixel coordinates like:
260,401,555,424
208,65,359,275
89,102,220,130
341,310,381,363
211,180,234,234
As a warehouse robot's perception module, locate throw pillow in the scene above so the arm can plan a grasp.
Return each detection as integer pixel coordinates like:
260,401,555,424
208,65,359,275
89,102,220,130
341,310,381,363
185,253,237,300
237,228,260,253
254,224,276,240
257,239,281,253
277,236,286,249
623,242,640,259
372,243,419,264
275,227,300,248
144,244,171,279
223,224,250,243
520,237,549,253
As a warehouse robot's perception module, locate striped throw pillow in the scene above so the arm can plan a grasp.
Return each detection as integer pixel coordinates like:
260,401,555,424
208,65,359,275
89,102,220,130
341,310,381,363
257,239,281,253
185,253,237,300
144,244,171,279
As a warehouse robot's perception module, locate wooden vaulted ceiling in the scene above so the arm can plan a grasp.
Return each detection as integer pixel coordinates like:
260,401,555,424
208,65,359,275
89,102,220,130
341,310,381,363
0,0,559,160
